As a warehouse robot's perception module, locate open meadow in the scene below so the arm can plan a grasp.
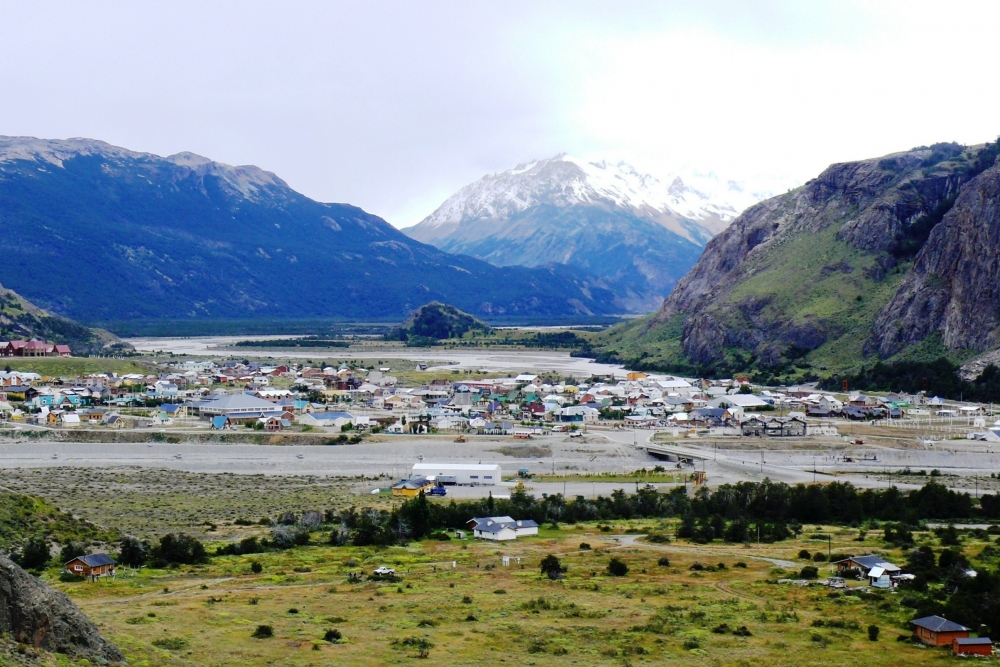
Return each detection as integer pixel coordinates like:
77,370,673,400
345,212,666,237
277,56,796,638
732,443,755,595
38,520,980,667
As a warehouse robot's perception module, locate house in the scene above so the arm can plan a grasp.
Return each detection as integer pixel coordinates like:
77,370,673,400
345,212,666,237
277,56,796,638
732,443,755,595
105,414,127,429
257,416,283,431
954,637,992,656
741,416,767,437
211,415,233,430
298,411,354,430
391,477,435,498
65,553,116,579
468,516,540,541
832,554,901,584
61,413,81,427
191,393,284,422
909,615,971,646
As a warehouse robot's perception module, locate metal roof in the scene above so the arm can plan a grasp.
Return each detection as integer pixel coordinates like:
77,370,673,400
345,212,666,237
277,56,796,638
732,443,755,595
955,637,992,645
910,616,971,633
68,553,116,567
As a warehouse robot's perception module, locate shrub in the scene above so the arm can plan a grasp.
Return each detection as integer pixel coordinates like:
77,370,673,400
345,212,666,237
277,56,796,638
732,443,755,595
683,639,700,650
689,562,704,571
540,554,565,579
813,552,827,562
118,536,149,567
712,623,730,634
16,536,50,570
59,542,86,564
733,626,753,637
735,561,747,568
657,557,671,567
252,625,274,639
250,560,263,574
461,596,472,604
580,543,592,550
151,533,207,567
324,628,342,643
868,625,879,641
152,637,189,651
799,566,819,579
607,558,629,577
798,549,812,560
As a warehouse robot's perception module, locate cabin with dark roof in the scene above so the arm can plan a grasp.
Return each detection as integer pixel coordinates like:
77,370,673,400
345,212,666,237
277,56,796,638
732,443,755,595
65,553,116,579
910,615,971,646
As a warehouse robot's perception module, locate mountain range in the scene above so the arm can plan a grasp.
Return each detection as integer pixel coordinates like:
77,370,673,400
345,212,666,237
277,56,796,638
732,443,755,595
594,139,1000,381
404,155,770,311
0,137,623,326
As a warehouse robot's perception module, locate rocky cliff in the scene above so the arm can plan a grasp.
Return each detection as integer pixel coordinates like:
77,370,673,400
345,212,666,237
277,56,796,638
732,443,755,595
871,160,1000,357
595,140,1000,376
0,555,124,662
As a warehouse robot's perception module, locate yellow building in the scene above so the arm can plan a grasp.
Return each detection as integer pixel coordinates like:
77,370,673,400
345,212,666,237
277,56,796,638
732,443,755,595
391,477,434,498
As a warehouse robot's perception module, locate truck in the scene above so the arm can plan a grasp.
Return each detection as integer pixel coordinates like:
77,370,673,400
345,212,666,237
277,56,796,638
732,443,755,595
429,486,447,496
436,475,458,485
373,566,396,576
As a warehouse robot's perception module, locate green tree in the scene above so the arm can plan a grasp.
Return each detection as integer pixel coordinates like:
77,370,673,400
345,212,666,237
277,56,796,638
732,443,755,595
17,536,51,570
607,557,629,577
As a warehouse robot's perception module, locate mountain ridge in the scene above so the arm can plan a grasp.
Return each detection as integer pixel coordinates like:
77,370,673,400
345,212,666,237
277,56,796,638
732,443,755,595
591,139,1000,381
0,136,624,323
404,154,770,312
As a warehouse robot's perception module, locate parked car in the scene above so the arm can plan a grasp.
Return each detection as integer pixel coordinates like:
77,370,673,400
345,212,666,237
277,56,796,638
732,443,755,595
373,566,396,576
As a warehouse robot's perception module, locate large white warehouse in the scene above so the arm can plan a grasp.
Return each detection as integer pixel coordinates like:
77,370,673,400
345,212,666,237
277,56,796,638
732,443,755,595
411,463,502,486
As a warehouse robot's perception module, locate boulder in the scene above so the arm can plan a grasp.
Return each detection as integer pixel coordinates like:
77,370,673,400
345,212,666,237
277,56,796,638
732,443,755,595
0,555,124,663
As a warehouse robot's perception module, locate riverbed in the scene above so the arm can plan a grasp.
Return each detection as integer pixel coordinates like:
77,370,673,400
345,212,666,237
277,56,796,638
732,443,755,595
125,335,628,376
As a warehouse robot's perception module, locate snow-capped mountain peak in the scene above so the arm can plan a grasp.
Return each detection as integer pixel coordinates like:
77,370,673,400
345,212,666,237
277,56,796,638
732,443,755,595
408,154,765,243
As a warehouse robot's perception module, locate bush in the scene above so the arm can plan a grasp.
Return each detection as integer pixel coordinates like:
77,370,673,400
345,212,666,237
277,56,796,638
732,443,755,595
657,557,671,567
16,536,50,570
250,560,263,574
733,626,753,637
324,628,342,643
540,554,565,579
152,637,189,651
252,625,274,639
151,533,208,567
799,566,819,579
607,558,629,577
813,552,827,562
580,543,592,550
118,536,148,567
59,541,86,564
868,625,879,641
798,549,812,560
689,562,704,571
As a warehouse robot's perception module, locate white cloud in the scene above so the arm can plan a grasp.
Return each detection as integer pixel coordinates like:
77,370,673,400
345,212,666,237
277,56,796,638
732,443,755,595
0,1,997,227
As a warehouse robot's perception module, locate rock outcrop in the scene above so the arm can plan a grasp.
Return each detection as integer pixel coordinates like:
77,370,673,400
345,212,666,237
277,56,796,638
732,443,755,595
871,159,1000,357
0,555,124,663
599,140,1000,372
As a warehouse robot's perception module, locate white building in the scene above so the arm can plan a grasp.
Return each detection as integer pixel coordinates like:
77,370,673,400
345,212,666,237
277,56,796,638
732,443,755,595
411,463,501,486
468,516,539,541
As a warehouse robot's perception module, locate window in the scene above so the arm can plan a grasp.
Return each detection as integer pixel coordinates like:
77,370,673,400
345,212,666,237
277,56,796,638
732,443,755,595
485,476,493,479
470,475,478,479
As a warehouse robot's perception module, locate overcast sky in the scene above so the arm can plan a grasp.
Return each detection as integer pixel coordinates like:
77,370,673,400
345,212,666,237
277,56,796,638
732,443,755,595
2,1,999,227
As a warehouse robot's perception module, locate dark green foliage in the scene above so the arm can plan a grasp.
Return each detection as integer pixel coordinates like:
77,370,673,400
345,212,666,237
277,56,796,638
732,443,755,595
822,360,1000,403
540,554,565,579
657,557,670,567
250,560,263,574
15,536,50,570
937,524,961,546
607,557,629,577
891,194,957,259
215,536,265,556
59,541,86,564
868,625,879,641
252,625,273,639
799,565,819,579
324,628,342,643
233,337,349,348
152,637,189,651
117,536,148,567
399,302,492,340
150,533,208,567
798,549,812,560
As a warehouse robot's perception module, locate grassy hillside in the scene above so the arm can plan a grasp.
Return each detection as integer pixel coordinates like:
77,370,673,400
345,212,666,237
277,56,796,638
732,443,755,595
0,489,117,549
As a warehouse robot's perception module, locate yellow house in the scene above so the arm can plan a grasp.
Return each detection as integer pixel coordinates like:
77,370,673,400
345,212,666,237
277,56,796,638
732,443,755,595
391,478,434,498
626,372,648,381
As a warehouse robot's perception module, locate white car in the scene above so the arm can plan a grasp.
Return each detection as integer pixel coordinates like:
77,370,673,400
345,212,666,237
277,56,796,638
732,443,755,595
373,566,396,576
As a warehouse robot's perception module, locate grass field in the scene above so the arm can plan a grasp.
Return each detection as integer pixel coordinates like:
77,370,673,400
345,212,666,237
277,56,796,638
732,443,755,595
38,521,980,667
1,356,155,378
